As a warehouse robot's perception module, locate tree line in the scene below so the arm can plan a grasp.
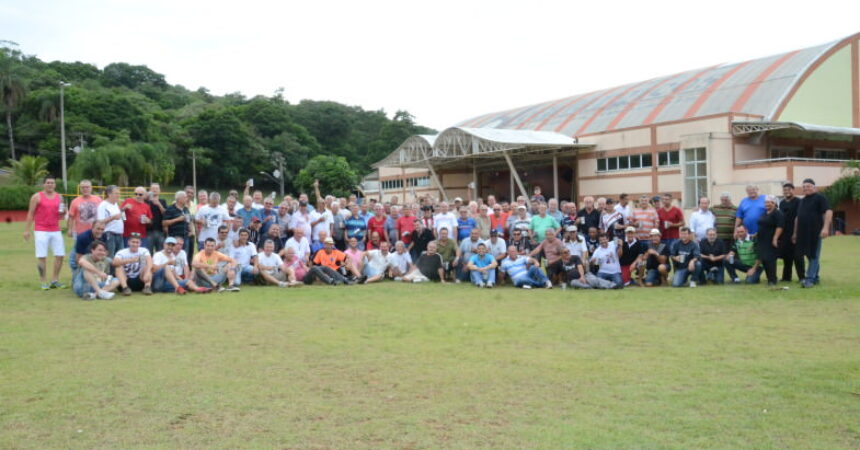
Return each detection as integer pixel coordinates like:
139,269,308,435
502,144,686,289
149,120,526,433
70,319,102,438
0,42,434,195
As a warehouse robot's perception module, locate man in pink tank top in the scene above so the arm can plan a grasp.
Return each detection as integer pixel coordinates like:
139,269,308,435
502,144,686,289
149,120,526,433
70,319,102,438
23,176,67,290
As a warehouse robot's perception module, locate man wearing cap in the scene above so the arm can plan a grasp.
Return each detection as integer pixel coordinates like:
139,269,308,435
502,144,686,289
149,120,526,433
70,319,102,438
689,196,716,242
638,229,670,287
712,192,737,245
619,226,646,286
735,185,766,236
508,205,532,238
562,225,588,261
489,204,509,239
306,237,354,285
485,229,507,265
152,237,208,294
792,178,832,288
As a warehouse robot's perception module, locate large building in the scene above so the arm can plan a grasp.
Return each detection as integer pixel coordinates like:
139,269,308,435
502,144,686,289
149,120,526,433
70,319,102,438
373,32,860,225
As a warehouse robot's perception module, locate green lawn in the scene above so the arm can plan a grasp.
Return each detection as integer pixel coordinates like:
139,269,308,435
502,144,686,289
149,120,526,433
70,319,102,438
1,225,859,449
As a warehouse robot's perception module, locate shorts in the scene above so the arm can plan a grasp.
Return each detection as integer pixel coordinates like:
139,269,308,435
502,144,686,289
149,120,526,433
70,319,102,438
127,276,146,291
262,270,286,282
363,265,385,278
35,231,65,258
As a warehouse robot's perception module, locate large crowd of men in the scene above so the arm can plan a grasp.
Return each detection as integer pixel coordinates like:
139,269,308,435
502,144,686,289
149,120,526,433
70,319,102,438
23,175,834,300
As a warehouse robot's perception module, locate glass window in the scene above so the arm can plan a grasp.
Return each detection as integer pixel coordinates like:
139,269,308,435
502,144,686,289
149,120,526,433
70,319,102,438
608,157,618,171
683,148,707,208
642,153,653,167
658,152,668,166
619,156,629,170
670,151,680,165
814,148,848,160
597,158,607,172
770,146,803,159
630,154,641,169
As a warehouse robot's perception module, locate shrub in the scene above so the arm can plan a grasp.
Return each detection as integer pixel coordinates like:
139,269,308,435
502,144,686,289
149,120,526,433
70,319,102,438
0,185,39,210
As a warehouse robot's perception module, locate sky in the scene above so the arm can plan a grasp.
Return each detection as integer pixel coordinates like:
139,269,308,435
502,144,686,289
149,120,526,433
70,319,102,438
1,0,858,131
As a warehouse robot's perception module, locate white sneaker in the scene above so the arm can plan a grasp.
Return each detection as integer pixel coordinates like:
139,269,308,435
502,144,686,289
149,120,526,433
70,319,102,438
689,281,697,288
393,277,403,282
83,292,97,300
217,286,226,293
97,290,115,300
454,279,461,284
733,278,741,284
486,282,494,288
522,284,532,289
278,281,288,288
477,282,484,288
545,281,553,289
289,281,302,287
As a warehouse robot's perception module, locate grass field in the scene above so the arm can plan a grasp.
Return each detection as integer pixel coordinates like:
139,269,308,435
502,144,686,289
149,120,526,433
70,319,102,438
1,224,859,449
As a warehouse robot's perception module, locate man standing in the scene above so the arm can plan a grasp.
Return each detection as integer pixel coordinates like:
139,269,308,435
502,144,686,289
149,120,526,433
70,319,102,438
196,192,230,251
395,204,416,247
162,191,193,263
712,192,737,245
23,176,66,290
632,195,659,241
778,183,803,282
657,193,684,247
146,183,168,253
121,186,154,248
670,227,702,288
68,179,101,238
688,196,716,242
456,207,477,243
489,204,509,239
576,196,601,232
530,203,561,244
735,185,766,236
614,193,633,224
345,203,368,250
97,185,125,257
236,195,262,228
792,178,832,288
113,233,153,296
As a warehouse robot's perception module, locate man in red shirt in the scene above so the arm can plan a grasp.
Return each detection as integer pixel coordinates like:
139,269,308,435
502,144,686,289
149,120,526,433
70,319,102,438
122,186,154,247
657,193,685,247
68,179,102,238
489,204,509,239
395,205,416,245
367,204,388,243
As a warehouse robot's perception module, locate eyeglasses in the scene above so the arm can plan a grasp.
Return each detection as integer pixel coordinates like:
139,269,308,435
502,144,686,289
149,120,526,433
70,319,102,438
135,193,145,196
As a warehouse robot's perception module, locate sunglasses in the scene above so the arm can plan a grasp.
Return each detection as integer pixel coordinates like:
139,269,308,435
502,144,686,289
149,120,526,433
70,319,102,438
135,193,145,197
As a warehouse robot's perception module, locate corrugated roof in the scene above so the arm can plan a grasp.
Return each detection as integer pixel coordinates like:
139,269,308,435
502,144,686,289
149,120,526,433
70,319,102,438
456,40,839,136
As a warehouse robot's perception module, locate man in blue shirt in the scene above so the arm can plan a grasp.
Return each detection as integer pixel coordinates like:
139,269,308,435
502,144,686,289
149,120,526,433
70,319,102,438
456,207,476,242
500,245,553,289
70,221,107,271
344,204,368,249
235,195,262,228
467,243,498,288
735,185,766,236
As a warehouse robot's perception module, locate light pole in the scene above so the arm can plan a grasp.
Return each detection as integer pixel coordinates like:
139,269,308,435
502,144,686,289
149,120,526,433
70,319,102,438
59,81,71,191
273,153,285,197
191,147,197,196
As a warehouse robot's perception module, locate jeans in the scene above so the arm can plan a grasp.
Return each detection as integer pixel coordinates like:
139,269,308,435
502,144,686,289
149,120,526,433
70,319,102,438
805,239,822,284
148,230,165,254
511,266,550,288
104,232,124,257
470,269,496,286
726,261,762,284
644,268,663,285
597,272,623,288
673,261,702,287
234,264,255,286
72,270,110,297
305,266,348,285
571,272,617,289
700,260,724,284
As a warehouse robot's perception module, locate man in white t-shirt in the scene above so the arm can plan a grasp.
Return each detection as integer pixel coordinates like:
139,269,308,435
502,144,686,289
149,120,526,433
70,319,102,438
589,234,624,289
290,201,315,240
113,233,153,295
283,227,311,262
363,241,392,284
229,228,258,286
256,238,299,287
152,236,207,294
433,202,458,238
96,185,125,256
196,192,230,248
387,241,413,280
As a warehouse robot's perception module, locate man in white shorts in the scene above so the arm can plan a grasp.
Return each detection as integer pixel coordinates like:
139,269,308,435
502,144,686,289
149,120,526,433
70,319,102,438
23,176,67,290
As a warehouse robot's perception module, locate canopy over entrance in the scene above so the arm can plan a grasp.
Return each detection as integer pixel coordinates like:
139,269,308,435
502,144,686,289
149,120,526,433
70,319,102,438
732,121,860,141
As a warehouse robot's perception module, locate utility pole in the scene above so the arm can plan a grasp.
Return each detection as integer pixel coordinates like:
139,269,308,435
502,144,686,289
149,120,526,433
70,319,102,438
191,147,197,195
59,81,71,192
273,153,285,198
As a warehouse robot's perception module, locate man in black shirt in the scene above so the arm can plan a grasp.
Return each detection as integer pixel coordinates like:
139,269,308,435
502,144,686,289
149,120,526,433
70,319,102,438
71,221,107,271
778,183,802,282
403,241,446,283
793,178,832,288
699,228,727,284
162,191,193,264
409,219,435,261
147,183,168,253
638,229,670,287
619,227,645,286
576,196,601,231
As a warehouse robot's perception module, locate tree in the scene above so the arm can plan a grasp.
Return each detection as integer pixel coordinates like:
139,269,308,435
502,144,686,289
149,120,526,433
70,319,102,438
295,155,358,200
0,48,29,159
823,161,860,207
6,154,48,185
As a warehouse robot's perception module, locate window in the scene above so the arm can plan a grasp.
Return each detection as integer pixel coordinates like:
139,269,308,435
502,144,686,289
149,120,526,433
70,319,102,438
770,146,803,159
405,176,430,188
596,153,654,173
658,150,679,166
814,148,849,160
382,179,404,191
682,148,707,208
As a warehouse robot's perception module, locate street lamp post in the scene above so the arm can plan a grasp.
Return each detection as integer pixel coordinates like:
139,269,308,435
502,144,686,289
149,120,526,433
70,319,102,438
59,81,71,191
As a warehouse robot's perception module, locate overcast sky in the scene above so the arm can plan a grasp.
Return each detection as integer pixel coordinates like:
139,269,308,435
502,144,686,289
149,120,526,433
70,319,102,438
2,0,858,131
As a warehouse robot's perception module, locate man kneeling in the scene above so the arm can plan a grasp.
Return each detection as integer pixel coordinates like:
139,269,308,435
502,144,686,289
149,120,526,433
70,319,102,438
73,240,120,300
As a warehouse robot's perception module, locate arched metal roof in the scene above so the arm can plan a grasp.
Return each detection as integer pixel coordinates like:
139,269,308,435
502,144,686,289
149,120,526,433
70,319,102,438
456,39,842,136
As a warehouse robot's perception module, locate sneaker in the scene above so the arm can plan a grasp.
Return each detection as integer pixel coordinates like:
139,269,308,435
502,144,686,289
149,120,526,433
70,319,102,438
176,286,187,295
142,285,153,296
227,285,241,292
82,292,97,300
477,282,485,288
40,283,51,291
454,279,461,284
732,278,741,284
50,281,67,289
393,277,403,282
522,284,532,289
278,281,289,288
545,281,553,289
121,287,132,296
689,281,697,288
288,281,302,287
217,286,226,293
486,282,494,289
97,290,115,300
194,287,211,294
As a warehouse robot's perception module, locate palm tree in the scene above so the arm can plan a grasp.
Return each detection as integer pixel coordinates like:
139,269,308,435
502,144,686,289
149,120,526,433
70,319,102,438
0,51,29,160
6,155,49,186
823,161,860,207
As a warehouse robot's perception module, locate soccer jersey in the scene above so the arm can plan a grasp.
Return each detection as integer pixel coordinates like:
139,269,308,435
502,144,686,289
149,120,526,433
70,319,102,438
591,242,620,274
196,205,230,243
114,247,151,278
345,215,367,241
456,217,477,241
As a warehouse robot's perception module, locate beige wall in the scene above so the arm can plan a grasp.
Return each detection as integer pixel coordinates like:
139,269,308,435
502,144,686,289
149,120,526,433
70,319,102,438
581,127,651,151
656,117,728,144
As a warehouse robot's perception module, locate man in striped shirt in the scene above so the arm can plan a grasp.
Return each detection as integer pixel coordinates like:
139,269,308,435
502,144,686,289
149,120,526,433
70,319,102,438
632,195,659,241
712,192,737,245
